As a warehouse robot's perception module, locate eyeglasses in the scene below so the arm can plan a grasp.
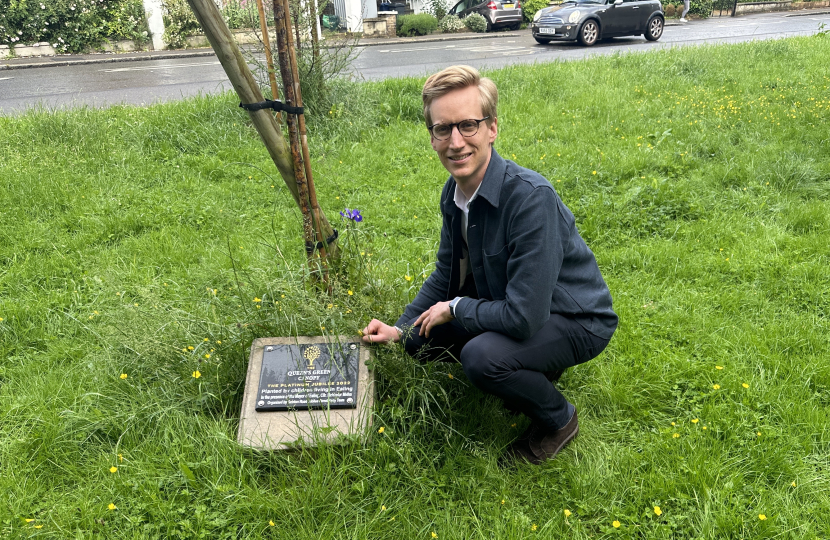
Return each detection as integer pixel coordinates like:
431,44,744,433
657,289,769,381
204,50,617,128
428,116,490,141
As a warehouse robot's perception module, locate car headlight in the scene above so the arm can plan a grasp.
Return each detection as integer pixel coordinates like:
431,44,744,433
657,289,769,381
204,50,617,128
568,10,580,23
533,9,543,22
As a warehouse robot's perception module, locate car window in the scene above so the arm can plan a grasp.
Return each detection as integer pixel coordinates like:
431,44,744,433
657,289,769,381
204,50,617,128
449,1,463,13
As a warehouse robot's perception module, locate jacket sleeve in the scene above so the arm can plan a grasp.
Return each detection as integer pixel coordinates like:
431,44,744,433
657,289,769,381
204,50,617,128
395,185,454,327
454,186,563,340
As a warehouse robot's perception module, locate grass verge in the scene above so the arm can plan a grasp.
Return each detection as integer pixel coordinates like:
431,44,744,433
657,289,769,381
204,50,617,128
1,34,829,538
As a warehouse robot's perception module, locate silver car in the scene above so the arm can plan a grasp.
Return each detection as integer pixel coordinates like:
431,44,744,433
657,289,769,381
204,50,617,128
447,0,523,31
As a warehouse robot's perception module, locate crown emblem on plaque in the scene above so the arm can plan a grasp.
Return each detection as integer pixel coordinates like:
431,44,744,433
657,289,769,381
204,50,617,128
303,346,321,369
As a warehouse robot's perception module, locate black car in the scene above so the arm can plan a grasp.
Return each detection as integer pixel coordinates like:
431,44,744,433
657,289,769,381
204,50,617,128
530,0,664,46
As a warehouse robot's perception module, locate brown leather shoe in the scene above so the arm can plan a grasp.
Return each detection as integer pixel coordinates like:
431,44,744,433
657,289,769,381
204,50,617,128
504,410,579,465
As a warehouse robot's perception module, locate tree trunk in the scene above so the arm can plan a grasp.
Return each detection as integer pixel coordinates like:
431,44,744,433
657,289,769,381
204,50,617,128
185,0,339,261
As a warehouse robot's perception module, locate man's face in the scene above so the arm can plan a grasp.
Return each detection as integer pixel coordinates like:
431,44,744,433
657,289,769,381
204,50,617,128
429,85,498,189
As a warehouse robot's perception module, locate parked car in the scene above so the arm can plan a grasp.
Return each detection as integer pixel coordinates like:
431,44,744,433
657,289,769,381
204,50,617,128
530,0,664,46
447,0,523,31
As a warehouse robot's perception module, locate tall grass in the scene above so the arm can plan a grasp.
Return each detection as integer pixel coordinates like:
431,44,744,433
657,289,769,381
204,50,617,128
1,34,829,538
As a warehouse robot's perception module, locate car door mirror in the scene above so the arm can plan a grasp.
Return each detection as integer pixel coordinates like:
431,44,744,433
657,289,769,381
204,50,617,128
613,0,623,4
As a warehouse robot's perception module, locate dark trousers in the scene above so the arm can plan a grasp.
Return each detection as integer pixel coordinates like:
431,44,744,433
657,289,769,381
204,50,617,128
400,314,610,431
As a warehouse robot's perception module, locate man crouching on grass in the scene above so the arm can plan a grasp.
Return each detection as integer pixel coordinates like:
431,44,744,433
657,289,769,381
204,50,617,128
362,65,618,465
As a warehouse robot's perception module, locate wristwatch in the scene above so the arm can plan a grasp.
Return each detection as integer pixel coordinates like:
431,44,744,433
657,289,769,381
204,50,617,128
448,296,463,319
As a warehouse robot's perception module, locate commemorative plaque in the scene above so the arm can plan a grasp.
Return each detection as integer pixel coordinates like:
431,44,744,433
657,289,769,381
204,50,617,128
255,342,359,411
238,336,374,450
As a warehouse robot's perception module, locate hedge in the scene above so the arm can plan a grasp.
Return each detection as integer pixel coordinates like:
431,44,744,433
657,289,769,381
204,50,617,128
0,0,150,54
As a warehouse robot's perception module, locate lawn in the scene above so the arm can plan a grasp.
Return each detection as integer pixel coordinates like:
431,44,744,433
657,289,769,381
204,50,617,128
1,33,829,538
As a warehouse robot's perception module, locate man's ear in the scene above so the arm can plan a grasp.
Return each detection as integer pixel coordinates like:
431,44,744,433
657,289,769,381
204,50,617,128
488,117,498,144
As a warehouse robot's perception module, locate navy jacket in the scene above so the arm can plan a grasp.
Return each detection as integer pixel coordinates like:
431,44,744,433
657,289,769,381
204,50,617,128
396,149,617,341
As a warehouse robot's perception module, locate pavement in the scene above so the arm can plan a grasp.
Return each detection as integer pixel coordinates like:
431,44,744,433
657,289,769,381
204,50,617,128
0,22,681,71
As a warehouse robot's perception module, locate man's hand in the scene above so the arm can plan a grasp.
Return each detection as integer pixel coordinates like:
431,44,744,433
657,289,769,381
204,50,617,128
414,301,453,338
362,319,400,344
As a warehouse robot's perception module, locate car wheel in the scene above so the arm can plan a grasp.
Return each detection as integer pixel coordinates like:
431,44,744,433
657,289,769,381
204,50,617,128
645,15,664,41
510,22,521,31
486,21,493,32
534,36,552,44
577,20,599,46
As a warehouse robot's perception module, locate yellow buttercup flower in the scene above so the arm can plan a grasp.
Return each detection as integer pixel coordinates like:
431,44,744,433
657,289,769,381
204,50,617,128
120,373,128,379
759,514,767,520
654,506,662,516
405,275,412,281
377,426,385,434
192,371,201,379
673,433,680,438
108,503,117,510
612,520,621,528
269,520,275,526
204,354,210,359
713,384,720,389
742,383,750,388
531,523,538,531
432,533,437,539
691,419,699,424
110,466,117,473
564,509,572,517
791,481,797,487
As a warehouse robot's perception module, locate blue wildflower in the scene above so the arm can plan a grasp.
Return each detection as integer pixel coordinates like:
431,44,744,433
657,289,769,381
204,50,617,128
340,208,363,222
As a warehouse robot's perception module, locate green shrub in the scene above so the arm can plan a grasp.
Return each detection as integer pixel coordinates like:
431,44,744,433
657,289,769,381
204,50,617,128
464,12,488,32
662,0,712,17
161,0,201,48
428,0,449,20
439,14,465,33
690,0,713,17
397,13,438,36
0,0,149,54
522,0,549,23
221,0,261,29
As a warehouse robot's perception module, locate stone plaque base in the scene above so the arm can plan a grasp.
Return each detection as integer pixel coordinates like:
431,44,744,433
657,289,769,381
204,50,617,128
238,336,374,450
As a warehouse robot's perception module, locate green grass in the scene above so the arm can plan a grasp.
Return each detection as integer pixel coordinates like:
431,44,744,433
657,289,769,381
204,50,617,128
2,34,830,538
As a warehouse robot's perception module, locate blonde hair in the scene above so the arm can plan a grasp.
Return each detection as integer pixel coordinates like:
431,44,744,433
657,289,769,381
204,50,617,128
422,65,498,127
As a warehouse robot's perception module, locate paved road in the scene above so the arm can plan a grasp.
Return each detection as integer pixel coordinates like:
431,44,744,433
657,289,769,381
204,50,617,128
1,10,828,113
353,10,830,79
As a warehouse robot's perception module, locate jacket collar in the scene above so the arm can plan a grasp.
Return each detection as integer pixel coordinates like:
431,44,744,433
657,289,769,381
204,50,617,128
442,147,505,213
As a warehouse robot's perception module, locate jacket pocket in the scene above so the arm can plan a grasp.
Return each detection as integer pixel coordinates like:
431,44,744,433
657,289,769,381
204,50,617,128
483,245,509,300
